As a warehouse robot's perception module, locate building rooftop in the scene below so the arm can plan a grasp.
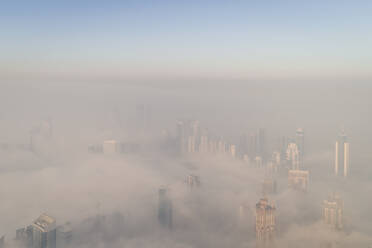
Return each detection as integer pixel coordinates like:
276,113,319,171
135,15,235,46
256,198,275,210
32,214,56,232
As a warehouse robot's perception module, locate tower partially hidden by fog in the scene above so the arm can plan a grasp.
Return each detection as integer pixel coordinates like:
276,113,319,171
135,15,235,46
31,214,57,248
295,128,305,168
335,130,350,177
255,198,276,248
158,187,172,229
323,194,343,230
286,142,300,170
186,174,201,189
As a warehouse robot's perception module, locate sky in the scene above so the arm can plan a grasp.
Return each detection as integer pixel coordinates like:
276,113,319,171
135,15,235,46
1,0,372,82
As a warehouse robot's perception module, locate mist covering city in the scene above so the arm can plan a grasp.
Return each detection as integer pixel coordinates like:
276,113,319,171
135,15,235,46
1,1,372,248
0,81,371,248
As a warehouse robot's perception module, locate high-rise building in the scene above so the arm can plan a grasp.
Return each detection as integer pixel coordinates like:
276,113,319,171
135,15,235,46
187,136,196,153
272,151,281,166
335,130,350,177
286,143,300,170
177,120,200,155
323,194,343,230
158,187,172,229
255,198,276,248
15,226,33,247
248,129,268,163
288,170,309,191
186,174,201,188
30,214,57,248
0,235,4,248
279,136,290,165
295,128,305,167
199,135,209,153
57,223,72,247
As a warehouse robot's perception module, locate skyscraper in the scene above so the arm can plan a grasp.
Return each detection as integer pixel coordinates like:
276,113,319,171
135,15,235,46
256,198,276,248
199,135,209,153
31,214,57,248
335,130,350,177
186,174,201,188
295,128,305,167
323,194,343,230
187,135,196,153
176,120,200,155
286,142,300,170
248,129,267,163
158,187,172,229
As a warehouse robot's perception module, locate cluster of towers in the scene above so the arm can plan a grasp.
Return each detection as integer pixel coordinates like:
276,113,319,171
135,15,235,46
176,120,269,165
176,120,236,156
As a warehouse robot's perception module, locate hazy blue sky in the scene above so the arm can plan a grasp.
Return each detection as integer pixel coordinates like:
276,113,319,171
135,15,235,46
1,0,371,81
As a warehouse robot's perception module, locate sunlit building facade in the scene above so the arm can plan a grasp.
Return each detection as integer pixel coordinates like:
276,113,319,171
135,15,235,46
256,198,276,248
31,214,57,248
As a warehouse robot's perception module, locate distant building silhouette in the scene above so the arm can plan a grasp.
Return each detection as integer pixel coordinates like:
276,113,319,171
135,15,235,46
158,187,172,229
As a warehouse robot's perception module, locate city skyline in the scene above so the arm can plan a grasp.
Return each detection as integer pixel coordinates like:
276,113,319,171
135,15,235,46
0,1,371,248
